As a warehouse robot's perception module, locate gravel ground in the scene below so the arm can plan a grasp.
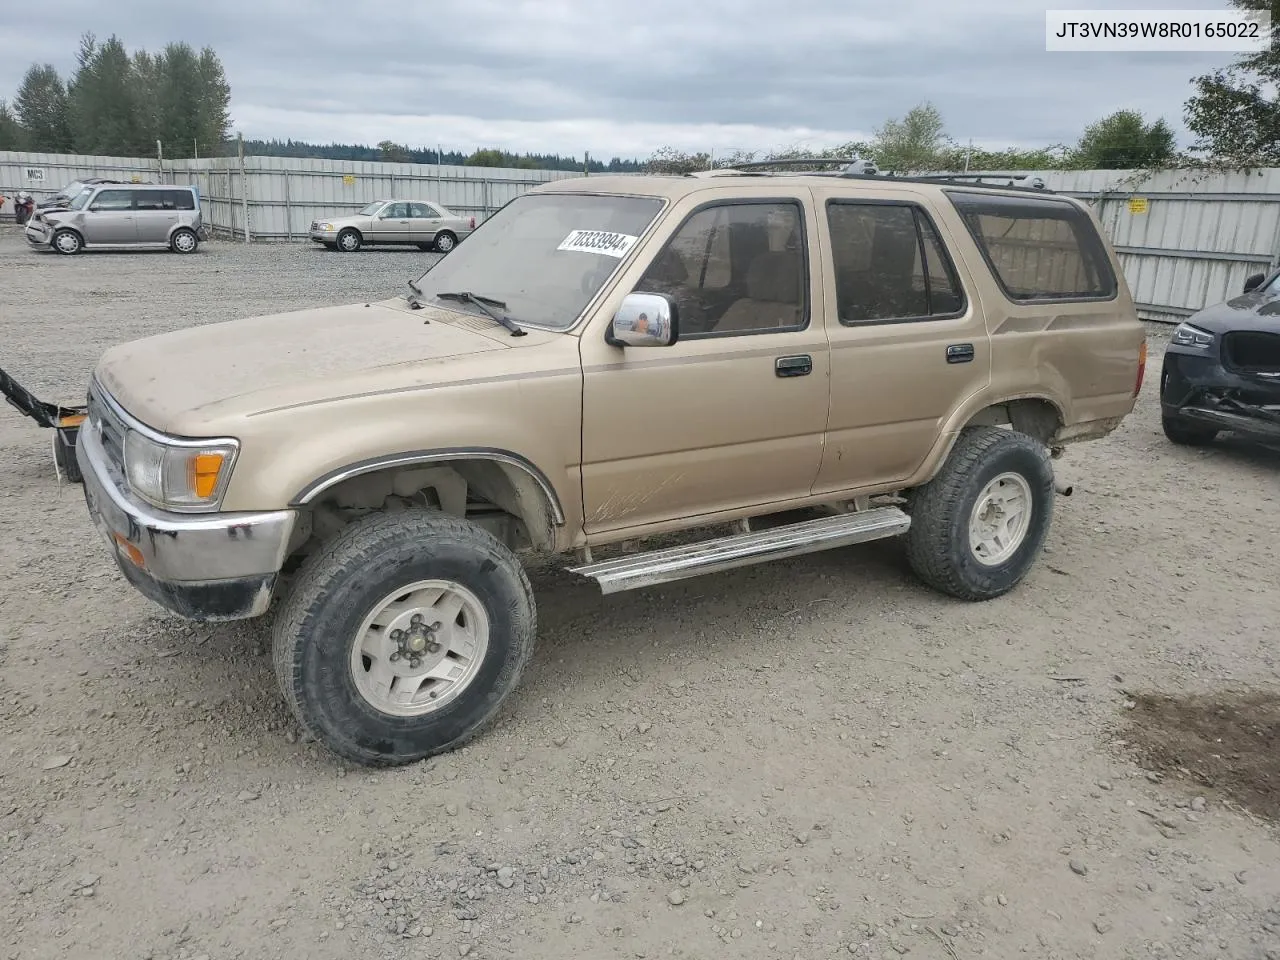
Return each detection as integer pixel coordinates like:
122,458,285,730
2,227,1280,960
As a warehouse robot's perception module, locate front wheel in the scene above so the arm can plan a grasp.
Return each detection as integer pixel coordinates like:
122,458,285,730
52,229,82,255
272,509,537,767
433,231,457,253
904,426,1054,601
336,228,362,252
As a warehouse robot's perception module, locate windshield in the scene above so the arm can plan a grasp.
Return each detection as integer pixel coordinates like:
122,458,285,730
414,192,665,330
56,180,85,200
357,201,385,216
66,187,94,211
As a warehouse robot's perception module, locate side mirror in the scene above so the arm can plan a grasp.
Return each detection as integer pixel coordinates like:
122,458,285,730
608,292,679,347
1244,272,1265,293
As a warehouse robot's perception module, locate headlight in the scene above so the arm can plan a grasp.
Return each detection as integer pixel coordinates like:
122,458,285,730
319,222,335,231
1171,322,1215,349
124,430,238,510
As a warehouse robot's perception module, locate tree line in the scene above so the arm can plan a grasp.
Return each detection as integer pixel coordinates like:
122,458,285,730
0,33,231,159
644,105,1180,175
2,1,1278,173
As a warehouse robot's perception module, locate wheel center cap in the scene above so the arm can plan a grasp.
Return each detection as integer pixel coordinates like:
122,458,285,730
409,635,427,653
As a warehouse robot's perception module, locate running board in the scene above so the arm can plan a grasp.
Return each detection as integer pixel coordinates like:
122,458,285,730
568,507,911,595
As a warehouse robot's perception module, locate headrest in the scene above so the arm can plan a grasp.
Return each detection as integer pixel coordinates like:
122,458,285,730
646,246,688,285
746,251,801,303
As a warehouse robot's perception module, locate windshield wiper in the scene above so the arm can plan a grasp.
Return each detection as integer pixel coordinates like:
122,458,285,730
435,291,527,337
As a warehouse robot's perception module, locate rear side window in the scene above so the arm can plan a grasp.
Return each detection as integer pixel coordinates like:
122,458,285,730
947,191,1116,302
826,201,966,324
133,190,165,211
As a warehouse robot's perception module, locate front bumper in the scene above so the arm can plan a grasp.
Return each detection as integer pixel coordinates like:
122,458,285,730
309,228,337,243
75,407,297,621
1161,347,1280,442
24,221,50,246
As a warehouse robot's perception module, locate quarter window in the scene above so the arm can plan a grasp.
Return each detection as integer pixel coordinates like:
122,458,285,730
826,202,966,324
634,200,807,336
947,191,1116,302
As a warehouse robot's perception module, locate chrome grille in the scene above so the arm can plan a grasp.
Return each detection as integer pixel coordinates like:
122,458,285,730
87,384,127,473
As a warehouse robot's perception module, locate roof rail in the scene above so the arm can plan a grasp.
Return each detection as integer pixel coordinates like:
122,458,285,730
711,156,881,177
905,172,1048,190
692,157,1054,193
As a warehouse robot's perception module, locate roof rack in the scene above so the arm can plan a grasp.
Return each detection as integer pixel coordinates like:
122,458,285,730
694,157,1052,193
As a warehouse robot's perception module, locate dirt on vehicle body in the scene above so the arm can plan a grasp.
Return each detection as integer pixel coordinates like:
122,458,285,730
75,165,1147,766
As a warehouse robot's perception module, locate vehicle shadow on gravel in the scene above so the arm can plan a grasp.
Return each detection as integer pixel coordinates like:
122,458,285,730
156,537,922,765
1119,690,1280,822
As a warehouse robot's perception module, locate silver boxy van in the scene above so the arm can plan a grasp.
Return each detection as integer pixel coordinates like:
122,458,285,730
25,183,204,255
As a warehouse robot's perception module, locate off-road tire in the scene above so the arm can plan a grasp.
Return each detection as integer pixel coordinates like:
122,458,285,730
272,509,537,767
434,231,457,253
52,228,82,255
904,426,1054,601
170,227,199,254
1161,414,1217,447
336,228,362,252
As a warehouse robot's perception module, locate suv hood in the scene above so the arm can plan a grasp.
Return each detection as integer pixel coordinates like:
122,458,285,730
1187,289,1280,334
96,299,515,431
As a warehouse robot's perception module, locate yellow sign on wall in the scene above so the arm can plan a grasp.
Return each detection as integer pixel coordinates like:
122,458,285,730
1128,197,1148,214
342,174,356,186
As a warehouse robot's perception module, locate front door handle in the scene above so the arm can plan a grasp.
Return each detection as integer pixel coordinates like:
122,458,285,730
946,343,975,364
776,355,812,377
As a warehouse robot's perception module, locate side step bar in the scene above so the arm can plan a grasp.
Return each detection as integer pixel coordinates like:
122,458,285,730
568,506,911,595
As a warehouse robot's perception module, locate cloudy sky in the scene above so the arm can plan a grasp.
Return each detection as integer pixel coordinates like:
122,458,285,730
0,0,1248,159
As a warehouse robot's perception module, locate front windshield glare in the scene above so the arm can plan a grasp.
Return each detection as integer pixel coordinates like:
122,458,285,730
358,201,384,216
415,193,665,330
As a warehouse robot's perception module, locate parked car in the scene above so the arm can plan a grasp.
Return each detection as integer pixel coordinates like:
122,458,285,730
309,199,475,253
1160,269,1280,448
26,183,203,255
75,162,1145,767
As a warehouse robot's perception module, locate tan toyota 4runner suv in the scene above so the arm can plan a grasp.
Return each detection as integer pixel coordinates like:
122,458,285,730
76,161,1147,767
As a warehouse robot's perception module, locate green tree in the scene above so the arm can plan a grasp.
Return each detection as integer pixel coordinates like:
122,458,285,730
644,145,712,173
869,102,948,172
378,140,410,162
69,34,148,155
0,99,25,150
192,47,232,156
1073,110,1176,169
1184,0,1278,165
13,64,71,151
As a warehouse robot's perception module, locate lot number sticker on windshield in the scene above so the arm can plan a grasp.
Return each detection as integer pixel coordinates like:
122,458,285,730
557,229,639,258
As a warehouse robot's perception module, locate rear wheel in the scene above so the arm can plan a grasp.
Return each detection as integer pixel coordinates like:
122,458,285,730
272,509,537,767
904,426,1054,601
434,231,457,253
170,228,198,254
52,229,82,255
336,228,362,252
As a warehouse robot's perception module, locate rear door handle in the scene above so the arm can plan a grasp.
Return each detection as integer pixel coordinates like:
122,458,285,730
776,355,813,377
946,343,975,364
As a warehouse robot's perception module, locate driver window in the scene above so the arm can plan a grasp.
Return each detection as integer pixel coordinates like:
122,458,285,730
634,200,807,336
90,190,133,212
